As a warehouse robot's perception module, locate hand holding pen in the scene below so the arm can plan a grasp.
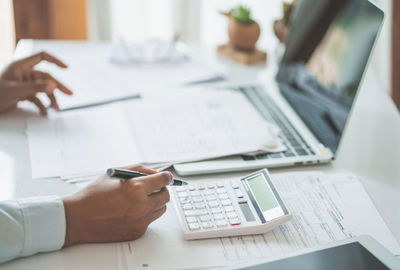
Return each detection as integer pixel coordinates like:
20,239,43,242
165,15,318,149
63,165,173,247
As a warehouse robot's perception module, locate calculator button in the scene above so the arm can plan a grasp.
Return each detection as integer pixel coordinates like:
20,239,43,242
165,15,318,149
216,220,228,227
180,197,191,204
211,208,222,214
229,218,241,226
230,180,240,189
205,195,217,201
195,202,207,209
218,193,229,200
186,216,197,223
208,201,219,208
217,188,227,194
224,206,235,212
182,203,193,210
204,189,214,195
221,199,232,206
197,183,206,190
185,209,207,216
188,222,200,231
213,213,225,220
226,212,238,219
184,210,196,216
202,221,214,229
207,182,216,189
216,181,225,188
190,191,201,196
194,209,208,216
176,186,186,192
177,192,188,198
234,189,244,199
192,196,204,203
200,215,211,221
198,209,209,216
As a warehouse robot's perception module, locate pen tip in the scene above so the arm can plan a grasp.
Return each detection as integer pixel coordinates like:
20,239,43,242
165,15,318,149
107,168,115,177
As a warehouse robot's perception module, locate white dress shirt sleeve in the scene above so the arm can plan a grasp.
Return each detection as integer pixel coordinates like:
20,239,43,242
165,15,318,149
0,196,66,264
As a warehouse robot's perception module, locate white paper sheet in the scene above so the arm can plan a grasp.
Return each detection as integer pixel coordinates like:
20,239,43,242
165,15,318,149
122,90,281,164
27,41,225,110
27,90,282,178
27,104,141,178
120,172,400,270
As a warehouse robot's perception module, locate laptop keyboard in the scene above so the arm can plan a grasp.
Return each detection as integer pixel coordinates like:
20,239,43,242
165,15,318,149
236,86,315,161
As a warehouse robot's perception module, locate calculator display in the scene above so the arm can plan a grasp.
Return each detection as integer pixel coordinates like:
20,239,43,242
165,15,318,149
246,174,279,212
239,202,256,222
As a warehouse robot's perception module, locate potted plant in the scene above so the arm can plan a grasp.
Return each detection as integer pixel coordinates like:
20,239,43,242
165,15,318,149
222,5,260,51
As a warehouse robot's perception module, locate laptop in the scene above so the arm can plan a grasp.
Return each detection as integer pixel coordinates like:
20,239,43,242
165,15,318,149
174,0,384,176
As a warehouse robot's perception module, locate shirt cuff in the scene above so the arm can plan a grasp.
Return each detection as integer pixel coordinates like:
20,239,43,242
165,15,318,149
18,196,66,257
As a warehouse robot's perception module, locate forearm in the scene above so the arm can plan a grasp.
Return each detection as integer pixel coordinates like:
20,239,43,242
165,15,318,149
0,196,66,264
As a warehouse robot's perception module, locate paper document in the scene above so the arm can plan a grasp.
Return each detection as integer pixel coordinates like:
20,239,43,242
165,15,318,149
27,90,282,178
27,104,141,178
122,90,282,164
25,41,225,110
120,172,400,270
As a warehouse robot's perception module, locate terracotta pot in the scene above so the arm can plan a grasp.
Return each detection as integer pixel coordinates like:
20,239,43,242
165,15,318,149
228,17,260,51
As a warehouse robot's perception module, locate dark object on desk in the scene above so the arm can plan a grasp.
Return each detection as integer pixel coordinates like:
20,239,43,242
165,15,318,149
238,242,390,270
107,168,188,186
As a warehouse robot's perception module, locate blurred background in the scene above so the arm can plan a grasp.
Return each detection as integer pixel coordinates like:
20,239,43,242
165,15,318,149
0,0,397,107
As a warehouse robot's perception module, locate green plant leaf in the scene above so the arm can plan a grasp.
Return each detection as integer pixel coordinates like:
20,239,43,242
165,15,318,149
231,5,254,24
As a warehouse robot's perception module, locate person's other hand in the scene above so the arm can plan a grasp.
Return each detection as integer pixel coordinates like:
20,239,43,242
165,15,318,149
62,165,172,246
0,52,73,116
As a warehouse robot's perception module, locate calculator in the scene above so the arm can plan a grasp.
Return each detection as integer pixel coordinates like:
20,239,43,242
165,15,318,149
171,169,292,240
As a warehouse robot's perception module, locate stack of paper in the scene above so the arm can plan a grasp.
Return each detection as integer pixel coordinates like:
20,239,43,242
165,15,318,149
26,90,284,179
119,172,400,269
25,41,225,110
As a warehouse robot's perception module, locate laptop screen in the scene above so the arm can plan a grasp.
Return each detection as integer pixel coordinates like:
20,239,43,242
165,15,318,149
277,0,383,152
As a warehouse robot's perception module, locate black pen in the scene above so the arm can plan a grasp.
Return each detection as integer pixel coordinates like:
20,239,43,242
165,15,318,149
107,168,188,186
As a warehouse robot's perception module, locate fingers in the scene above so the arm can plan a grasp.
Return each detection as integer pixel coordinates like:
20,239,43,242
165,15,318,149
48,93,60,110
147,205,167,224
32,70,73,95
148,187,170,210
126,165,157,175
137,172,172,193
31,70,72,111
6,79,60,113
20,51,68,69
11,81,55,98
28,96,48,116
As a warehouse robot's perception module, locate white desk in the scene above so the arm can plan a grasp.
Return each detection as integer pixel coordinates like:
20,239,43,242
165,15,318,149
0,40,399,269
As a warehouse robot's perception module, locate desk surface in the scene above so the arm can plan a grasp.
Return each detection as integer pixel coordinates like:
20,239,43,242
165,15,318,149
0,40,399,269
